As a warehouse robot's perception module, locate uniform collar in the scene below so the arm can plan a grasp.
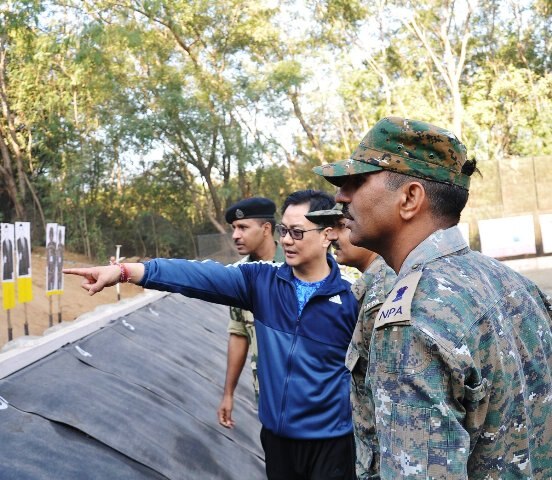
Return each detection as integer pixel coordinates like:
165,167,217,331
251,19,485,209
273,242,286,263
352,255,395,301
398,226,468,279
244,241,285,263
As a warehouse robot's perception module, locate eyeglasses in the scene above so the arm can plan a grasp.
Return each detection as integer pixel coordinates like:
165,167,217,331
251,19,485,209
276,224,325,240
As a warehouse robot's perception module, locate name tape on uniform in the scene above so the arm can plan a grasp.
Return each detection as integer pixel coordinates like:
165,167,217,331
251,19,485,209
375,270,423,329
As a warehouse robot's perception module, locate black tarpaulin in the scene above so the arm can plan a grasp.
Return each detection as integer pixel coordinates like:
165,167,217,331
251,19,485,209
0,294,265,479
0,406,166,480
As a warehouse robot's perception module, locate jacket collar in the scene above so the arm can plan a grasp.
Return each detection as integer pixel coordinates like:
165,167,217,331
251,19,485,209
277,254,348,294
397,226,468,279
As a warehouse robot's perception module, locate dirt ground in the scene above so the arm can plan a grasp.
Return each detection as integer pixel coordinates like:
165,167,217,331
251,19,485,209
0,248,144,347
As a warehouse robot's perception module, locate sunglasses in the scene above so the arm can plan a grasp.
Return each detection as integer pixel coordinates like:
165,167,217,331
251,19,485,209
275,224,325,240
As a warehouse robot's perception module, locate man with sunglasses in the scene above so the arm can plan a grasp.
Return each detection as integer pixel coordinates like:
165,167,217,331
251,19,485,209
65,189,359,480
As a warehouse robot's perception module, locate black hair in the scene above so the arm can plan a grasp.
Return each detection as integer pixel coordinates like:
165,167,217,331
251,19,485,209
281,190,335,215
255,217,276,234
384,172,469,224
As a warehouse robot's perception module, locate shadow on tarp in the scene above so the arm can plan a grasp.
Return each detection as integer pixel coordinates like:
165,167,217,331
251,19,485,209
0,294,265,479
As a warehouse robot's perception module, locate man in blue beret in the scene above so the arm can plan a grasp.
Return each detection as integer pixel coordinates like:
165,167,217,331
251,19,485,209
218,197,285,429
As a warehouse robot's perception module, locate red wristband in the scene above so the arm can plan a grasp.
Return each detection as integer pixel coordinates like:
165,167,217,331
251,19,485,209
112,262,131,283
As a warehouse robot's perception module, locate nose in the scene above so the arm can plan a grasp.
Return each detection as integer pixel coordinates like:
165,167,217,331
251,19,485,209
335,187,350,204
326,228,338,242
232,229,241,240
280,230,294,245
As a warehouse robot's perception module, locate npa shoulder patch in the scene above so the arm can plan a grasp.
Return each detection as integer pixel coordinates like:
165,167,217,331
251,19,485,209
375,270,423,328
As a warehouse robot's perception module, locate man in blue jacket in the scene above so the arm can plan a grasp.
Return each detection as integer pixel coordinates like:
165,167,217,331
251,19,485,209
65,189,359,480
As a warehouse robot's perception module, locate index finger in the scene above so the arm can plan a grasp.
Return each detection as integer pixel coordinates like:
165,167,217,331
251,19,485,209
63,267,93,277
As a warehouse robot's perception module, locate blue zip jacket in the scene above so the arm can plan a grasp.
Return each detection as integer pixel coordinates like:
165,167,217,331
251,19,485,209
140,254,358,439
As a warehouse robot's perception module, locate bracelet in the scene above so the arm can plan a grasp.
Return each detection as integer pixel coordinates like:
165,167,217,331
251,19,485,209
110,262,131,283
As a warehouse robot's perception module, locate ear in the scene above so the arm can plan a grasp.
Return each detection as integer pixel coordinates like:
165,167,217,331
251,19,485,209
320,227,332,249
262,222,272,237
398,181,426,221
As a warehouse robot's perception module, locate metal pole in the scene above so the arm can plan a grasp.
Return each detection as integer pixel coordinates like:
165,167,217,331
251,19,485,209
48,296,53,327
24,303,29,335
115,245,122,302
57,294,62,323
7,309,13,341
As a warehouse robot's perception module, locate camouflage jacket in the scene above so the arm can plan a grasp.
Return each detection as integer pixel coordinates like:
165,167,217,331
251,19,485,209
227,242,285,400
346,256,396,479
370,226,552,479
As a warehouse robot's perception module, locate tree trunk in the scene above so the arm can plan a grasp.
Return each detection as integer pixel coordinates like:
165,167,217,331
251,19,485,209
150,213,159,258
23,172,46,232
404,4,472,139
81,209,92,259
0,47,27,213
289,89,325,164
199,166,226,233
0,133,25,219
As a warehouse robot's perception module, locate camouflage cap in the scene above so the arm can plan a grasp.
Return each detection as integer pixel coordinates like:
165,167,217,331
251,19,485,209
313,116,471,190
305,204,344,226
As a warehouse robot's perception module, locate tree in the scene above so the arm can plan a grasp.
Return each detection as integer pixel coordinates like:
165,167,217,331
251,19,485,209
73,0,280,230
0,1,45,223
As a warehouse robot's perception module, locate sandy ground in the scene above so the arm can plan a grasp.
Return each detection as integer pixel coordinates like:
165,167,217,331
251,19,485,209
0,248,144,346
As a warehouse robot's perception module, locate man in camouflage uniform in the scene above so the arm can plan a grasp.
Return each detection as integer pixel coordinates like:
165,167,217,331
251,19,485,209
307,205,396,479
217,197,284,429
314,116,552,479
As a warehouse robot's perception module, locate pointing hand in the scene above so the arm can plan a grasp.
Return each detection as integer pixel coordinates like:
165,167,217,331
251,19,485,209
63,265,121,295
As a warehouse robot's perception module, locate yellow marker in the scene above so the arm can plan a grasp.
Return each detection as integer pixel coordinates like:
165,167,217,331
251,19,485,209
2,281,16,310
17,276,33,303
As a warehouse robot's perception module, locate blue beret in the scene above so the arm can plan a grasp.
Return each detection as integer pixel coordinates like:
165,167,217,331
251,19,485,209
225,197,276,224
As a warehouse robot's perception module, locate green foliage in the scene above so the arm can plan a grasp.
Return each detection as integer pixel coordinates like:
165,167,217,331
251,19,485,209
267,60,307,93
0,0,549,261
